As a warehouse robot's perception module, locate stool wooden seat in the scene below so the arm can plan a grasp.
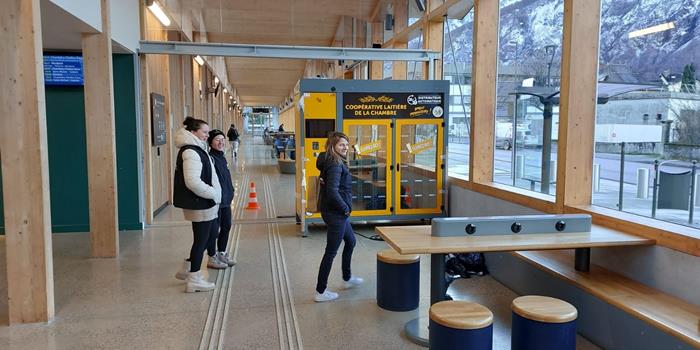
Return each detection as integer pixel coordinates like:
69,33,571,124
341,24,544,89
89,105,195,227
429,301,493,350
511,295,577,350
376,248,420,311
376,249,419,264
511,295,577,323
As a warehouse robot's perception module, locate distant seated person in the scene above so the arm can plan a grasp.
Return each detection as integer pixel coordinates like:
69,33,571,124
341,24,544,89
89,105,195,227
278,124,285,132
286,136,296,160
274,137,287,158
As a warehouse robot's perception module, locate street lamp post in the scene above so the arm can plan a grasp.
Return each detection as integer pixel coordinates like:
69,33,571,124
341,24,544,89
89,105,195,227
545,44,557,86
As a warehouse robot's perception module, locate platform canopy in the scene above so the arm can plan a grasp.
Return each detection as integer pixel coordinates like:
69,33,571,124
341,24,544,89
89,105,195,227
510,82,662,104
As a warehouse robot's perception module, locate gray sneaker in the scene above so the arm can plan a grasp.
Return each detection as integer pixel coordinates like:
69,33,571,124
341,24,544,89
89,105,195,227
207,255,227,269
217,251,237,267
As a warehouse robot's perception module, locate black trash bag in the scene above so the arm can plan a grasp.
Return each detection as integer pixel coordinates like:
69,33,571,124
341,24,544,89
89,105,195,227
445,252,488,279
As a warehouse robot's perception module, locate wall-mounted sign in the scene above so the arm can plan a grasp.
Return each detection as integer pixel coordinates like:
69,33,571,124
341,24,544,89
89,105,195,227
343,93,444,119
151,93,167,146
44,55,84,86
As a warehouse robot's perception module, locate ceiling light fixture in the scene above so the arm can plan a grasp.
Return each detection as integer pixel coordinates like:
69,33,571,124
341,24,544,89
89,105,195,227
628,22,675,39
194,55,204,66
147,0,171,27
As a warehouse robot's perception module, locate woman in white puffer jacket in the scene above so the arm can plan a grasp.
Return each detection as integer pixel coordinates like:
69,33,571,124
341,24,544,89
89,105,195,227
173,117,222,293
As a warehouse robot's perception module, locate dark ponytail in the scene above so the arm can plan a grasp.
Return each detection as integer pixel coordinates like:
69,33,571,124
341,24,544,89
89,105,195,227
183,116,208,131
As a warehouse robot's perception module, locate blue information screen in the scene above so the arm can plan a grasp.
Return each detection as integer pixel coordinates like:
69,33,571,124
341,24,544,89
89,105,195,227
44,55,84,86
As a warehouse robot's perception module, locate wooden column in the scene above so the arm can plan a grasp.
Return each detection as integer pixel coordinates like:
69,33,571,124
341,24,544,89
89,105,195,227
556,0,601,209
469,0,499,183
370,22,384,80
82,0,119,257
423,18,444,79
0,0,55,323
168,54,184,201
392,0,408,79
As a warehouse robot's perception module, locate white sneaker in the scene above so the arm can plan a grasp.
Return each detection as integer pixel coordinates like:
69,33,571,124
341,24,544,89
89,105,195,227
217,251,237,267
342,276,364,289
185,271,215,293
314,289,339,302
175,260,190,281
207,255,227,269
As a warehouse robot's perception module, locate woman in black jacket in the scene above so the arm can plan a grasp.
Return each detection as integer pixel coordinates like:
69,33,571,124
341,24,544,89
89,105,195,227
207,129,237,268
314,132,363,302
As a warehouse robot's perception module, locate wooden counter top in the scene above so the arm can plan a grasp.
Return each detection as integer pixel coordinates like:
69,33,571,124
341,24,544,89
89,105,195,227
375,225,655,255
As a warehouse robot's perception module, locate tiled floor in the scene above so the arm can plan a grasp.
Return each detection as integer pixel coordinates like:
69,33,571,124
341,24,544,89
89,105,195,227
0,136,599,349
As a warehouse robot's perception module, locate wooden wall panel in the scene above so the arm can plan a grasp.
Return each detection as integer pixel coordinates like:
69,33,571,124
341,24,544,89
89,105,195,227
424,18,444,79
370,22,384,80
0,0,55,324
556,0,601,209
392,0,409,79
82,0,119,257
469,0,498,183
142,9,171,220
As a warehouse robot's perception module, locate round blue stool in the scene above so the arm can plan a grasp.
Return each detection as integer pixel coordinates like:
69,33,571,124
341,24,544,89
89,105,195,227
511,295,578,350
376,249,420,311
429,300,493,350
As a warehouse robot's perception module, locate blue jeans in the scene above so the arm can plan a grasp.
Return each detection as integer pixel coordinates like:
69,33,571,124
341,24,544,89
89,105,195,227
316,213,356,293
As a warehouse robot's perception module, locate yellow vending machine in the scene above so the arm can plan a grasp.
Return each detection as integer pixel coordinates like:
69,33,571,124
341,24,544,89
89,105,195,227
296,79,448,233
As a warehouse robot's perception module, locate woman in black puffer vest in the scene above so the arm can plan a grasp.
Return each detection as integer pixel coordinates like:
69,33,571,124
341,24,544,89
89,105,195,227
206,129,237,268
173,117,221,293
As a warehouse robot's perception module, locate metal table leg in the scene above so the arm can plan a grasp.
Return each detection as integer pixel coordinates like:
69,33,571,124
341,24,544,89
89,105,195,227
404,253,446,347
575,248,590,272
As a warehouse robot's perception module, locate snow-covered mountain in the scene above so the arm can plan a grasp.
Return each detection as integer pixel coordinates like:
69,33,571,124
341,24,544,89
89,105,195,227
443,0,700,83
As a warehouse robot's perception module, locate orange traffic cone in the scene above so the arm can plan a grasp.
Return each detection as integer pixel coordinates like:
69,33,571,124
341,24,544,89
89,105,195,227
245,182,261,210
404,186,413,208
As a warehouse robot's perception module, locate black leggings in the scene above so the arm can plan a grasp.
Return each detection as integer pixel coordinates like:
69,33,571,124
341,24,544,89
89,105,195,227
190,220,214,272
207,206,232,255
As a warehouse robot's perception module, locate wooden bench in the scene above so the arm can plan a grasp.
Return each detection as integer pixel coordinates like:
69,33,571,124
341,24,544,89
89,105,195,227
513,250,700,348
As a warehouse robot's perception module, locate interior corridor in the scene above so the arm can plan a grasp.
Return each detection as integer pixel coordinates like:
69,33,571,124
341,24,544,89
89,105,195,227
0,136,598,349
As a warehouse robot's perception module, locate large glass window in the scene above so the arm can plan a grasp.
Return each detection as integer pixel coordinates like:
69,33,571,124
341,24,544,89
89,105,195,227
407,33,424,80
592,0,700,228
408,0,424,26
493,0,564,195
443,12,474,179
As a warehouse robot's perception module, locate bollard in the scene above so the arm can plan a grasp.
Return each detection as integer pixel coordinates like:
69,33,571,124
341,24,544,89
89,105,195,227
636,168,649,199
651,160,659,218
695,174,700,207
516,155,525,179
690,161,697,224
592,164,600,193
618,143,626,211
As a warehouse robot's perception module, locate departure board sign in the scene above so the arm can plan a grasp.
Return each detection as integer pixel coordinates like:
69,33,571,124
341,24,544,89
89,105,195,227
343,93,444,119
43,55,84,86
